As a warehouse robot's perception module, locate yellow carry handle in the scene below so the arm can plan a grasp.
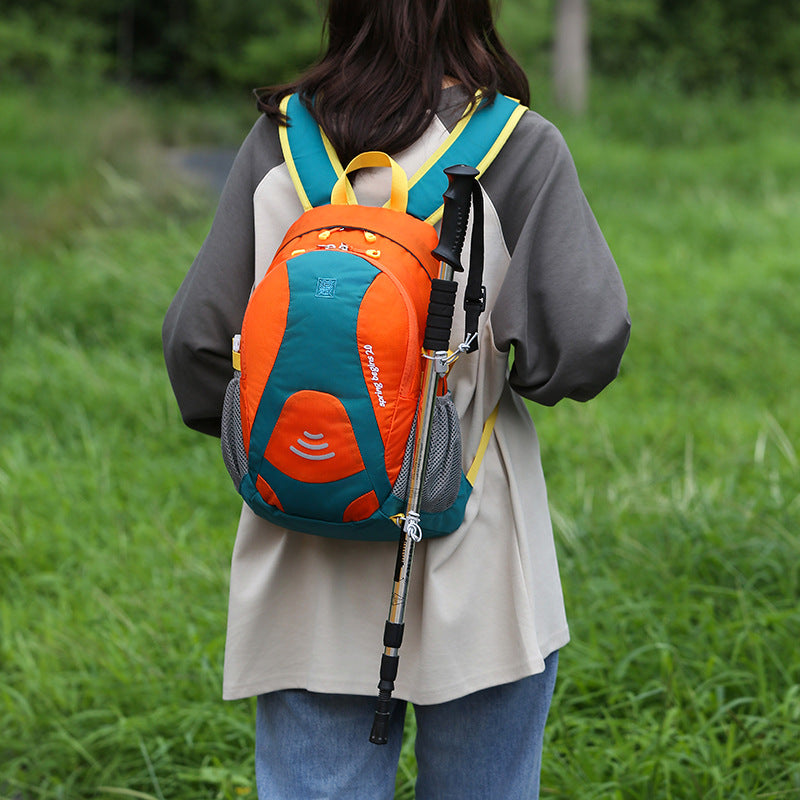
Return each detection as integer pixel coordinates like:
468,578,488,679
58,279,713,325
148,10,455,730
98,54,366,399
331,152,409,213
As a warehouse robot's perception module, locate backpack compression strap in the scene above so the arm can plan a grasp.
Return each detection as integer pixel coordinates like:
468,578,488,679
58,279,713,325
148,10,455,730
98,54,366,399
278,92,526,223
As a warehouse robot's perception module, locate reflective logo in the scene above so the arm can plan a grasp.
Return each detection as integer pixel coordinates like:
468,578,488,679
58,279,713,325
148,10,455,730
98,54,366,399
290,431,336,461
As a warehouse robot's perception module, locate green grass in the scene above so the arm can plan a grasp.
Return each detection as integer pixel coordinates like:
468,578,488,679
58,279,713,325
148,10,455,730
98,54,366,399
1,79,799,798
532,84,800,798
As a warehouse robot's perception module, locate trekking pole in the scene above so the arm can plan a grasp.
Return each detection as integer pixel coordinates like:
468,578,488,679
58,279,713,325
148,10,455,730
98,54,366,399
370,165,479,745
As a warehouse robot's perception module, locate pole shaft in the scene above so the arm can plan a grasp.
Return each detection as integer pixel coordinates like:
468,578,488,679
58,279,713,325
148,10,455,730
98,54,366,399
384,258,454,633
370,165,477,745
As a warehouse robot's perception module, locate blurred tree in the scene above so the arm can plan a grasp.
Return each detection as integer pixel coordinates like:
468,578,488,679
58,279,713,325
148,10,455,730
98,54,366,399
0,0,323,88
496,0,552,91
591,0,800,95
553,0,589,113
193,0,323,87
2,0,799,96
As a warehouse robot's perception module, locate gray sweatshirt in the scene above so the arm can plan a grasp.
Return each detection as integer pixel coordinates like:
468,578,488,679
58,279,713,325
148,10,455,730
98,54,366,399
163,86,630,703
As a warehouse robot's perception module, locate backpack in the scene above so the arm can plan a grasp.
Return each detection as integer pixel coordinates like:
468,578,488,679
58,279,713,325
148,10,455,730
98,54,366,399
220,93,525,541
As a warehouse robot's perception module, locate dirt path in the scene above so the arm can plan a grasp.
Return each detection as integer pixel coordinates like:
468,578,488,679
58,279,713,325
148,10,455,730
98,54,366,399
168,147,238,195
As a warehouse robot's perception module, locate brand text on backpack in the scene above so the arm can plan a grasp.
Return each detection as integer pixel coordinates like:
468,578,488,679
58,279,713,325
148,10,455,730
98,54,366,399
363,345,387,407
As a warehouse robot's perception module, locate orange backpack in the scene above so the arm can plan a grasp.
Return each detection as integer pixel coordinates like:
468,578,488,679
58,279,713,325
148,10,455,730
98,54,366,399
220,95,525,540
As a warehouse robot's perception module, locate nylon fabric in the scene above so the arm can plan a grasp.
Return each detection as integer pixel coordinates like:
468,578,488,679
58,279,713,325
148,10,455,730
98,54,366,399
224,202,471,538
222,94,518,539
246,251,390,521
280,94,342,210
332,151,409,212
409,94,521,223
280,92,523,222
239,263,290,453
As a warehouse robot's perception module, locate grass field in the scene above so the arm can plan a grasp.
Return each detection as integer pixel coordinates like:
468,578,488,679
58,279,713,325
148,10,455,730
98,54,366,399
1,78,799,799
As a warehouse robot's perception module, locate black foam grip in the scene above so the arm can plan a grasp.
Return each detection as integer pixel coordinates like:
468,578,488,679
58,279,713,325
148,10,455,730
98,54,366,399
379,653,399,684
423,279,457,350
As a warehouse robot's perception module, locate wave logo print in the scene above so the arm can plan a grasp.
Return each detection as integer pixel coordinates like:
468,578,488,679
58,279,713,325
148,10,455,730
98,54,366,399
290,431,336,461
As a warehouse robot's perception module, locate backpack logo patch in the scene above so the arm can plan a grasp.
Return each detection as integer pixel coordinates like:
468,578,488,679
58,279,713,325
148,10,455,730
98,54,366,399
316,277,337,298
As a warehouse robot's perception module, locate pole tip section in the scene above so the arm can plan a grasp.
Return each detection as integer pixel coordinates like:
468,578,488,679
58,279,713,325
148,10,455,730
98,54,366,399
369,710,391,745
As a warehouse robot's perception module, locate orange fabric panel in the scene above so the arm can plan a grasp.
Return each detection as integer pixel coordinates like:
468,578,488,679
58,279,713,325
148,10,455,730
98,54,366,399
240,264,290,452
355,270,421,481
357,273,414,416
342,490,380,523
255,476,284,511
383,396,418,484
273,204,440,280
264,390,366,484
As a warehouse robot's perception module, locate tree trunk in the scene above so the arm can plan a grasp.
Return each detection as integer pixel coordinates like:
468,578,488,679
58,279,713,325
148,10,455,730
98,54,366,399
554,0,589,115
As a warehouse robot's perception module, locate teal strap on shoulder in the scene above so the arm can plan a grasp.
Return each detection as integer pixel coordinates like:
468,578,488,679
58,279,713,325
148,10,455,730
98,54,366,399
280,94,343,211
407,93,525,223
279,92,525,220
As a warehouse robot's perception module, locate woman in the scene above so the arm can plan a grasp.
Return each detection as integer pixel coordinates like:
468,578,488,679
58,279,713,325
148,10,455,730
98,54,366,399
163,1,630,797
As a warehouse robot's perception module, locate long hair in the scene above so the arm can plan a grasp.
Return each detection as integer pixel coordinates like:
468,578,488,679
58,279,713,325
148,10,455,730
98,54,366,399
256,0,529,166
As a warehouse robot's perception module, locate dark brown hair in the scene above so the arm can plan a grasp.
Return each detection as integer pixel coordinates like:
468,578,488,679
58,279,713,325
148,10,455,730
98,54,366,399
256,0,529,166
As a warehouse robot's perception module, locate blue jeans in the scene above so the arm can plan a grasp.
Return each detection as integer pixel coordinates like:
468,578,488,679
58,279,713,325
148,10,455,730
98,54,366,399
254,651,558,799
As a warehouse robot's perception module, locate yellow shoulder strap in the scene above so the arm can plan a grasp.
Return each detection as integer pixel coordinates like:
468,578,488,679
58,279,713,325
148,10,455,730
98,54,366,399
466,403,500,485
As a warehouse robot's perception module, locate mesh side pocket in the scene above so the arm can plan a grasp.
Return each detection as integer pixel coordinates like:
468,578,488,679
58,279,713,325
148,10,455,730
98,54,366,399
221,373,248,490
392,391,463,514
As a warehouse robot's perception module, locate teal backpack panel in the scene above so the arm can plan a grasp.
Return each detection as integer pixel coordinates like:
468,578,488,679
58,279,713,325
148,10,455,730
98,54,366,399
245,251,392,525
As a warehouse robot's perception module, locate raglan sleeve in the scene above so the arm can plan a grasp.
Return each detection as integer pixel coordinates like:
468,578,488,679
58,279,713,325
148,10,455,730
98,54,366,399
490,117,631,406
162,116,281,436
